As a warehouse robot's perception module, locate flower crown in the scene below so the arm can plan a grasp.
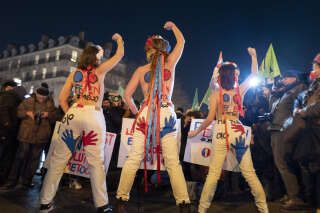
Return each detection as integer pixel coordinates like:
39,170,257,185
145,35,171,53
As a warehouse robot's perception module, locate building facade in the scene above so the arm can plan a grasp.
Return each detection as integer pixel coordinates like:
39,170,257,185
0,33,127,105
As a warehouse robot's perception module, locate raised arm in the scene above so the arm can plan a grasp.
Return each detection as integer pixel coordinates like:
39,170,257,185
59,72,74,113
123,68,141,115
96,33,124,75
240,47,258,94
188,92,217,138
163,21,185,67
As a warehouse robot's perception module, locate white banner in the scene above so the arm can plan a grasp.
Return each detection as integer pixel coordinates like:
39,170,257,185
184,119,251,172
117,118,181,170
43,121,116,178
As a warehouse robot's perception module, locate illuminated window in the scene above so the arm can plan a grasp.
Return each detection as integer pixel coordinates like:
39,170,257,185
56,50,60,61
35,55,40,64
45,53,50,62
21,72,26,80
17,59,21,68
29,85,34,94
52,66,57,77
71,51,78,62
42,68,47,79
32,70,37,80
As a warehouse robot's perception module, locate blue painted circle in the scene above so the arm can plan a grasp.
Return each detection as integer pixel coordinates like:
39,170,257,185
144,71,151,83
73,71,83,82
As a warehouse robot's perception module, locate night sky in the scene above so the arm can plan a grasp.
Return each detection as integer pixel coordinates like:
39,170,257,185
1,1,320,105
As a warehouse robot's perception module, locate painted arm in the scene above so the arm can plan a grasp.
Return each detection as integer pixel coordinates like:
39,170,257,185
240,47,258,95
59,72,74,113
188,92,217,138
164,21,185,67
124,68,140,115
96,33,124,75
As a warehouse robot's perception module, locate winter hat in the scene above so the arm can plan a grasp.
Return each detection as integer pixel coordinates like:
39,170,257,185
36,82,49,96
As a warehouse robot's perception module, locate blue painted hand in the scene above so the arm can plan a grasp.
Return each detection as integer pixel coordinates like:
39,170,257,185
61,129,80,153
231,135,248,164
160,116,176,138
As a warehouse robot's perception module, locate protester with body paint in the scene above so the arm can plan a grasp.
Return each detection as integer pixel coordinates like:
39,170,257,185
116,21,191,213
188,48,269,213
39,33,124,213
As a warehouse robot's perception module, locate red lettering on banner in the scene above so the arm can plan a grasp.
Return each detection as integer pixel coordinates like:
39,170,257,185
202,128,211,138
126,128,134,136
106,133,115,145
72,152,84,162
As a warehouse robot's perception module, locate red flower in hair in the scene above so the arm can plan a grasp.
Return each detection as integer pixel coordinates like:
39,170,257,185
145,36,154,48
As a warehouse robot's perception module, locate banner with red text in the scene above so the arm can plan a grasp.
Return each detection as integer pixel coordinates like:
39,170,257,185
43,122,116,178
184,119,251,172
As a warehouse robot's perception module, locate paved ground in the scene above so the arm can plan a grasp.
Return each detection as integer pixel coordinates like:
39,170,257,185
0,171,316,213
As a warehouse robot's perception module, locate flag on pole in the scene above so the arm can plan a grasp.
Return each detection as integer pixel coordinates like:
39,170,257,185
260,44,281,78
117,85,124,98
191,88,200,110
209,51,223,89
200,87,213,108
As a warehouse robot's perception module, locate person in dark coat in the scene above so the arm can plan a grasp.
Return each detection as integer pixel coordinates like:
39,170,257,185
0,83,56,190
284,54,320,212
268,70,309,210
0,81,22,182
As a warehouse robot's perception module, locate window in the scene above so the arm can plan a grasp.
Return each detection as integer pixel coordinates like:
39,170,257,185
71,51,78,62
42,68,47,79
52,66,57,77
8,61,12,70
32,70,37,80
21,72,26,80
17,59,21,68
13,78,22,86
56,50,60,61
29,85,34,94
35,55,40,65
70,66,76,72
45,53,50,62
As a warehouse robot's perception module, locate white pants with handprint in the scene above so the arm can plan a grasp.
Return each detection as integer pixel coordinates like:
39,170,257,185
198,120,268,213
40,105,108,208
116,105,190,204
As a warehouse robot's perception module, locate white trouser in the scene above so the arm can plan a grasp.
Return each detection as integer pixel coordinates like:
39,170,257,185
116,105,190,204
198,120,268,213
40,105,108,207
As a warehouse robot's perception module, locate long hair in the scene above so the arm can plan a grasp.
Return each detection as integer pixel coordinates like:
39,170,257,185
145,37,170,89
78,46,99,70
219,64,236,90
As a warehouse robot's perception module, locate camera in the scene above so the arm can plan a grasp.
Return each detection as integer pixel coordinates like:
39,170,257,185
108,95,121,102
257,113,273,122
34,111,42,125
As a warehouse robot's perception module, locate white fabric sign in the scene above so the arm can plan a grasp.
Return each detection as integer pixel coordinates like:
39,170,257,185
117,118,181,170
44,121,116,178
184,119,251,172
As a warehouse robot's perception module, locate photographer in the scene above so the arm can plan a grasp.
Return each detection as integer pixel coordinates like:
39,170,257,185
0,83,55,190
267,71,308,209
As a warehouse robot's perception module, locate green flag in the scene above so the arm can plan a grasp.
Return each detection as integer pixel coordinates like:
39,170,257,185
260,44,281,78
117,85,124,98
191,88,199,110
200,87,213,108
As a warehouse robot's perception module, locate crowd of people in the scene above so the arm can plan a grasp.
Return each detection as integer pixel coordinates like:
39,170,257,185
0,21,319,213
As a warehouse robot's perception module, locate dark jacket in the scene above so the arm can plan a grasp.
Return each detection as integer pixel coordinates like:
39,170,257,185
17,94,56,144
269,82,307,131
0,90,22,140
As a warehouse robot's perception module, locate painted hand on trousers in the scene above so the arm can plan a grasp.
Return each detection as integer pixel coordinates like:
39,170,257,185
160,116,176,138
82,130,98,146
61,129,80,153
136,117,147,135
231,123,245,135
231,135,248,163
